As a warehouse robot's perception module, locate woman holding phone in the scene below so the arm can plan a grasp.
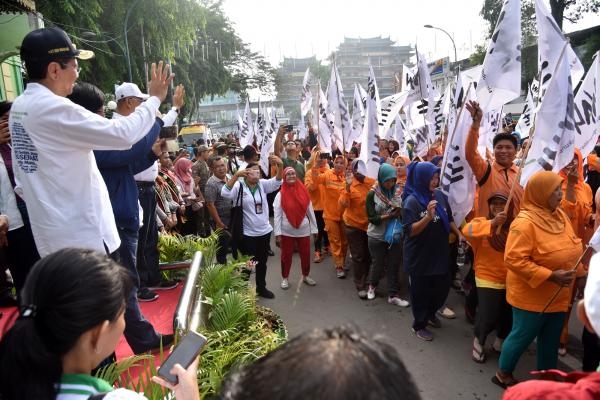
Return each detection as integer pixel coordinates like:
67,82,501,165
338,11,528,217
221,155,284,299
402,161,464,342
0,248,200,400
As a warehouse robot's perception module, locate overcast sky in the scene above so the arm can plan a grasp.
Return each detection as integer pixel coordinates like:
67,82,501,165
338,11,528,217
222,0,600,66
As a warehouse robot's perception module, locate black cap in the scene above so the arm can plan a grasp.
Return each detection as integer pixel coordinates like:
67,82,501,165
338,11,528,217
20,27,94,62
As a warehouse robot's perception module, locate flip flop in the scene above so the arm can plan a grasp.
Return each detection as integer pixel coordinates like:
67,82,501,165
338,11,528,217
472,346,486,363
491,372,519,389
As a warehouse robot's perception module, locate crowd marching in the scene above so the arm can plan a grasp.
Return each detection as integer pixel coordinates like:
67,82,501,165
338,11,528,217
1,5,600,397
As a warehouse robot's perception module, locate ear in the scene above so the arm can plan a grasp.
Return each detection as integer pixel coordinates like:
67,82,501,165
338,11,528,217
46,61,61,80
577,301,596,334
88,320,111,353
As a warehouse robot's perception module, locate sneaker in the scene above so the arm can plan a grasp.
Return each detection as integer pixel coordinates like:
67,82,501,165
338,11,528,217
357,290,368,299
427,316,442,329
336,267,346,279
437,306,456,319
367,285,376,300
281,278,289,290
149,280,178,291
388,296,410,307
313,251,323,263
303,276,316,286
257,288,275,299
413,328,433,341
137,287,159,302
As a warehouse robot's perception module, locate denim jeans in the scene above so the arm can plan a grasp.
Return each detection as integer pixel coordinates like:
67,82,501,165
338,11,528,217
115,227,160,354
136,183,161,287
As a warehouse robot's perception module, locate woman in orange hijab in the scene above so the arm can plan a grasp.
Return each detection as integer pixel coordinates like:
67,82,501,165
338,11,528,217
494,171,584,388
274,167,318,289
394,155,411,193
558,148,594,356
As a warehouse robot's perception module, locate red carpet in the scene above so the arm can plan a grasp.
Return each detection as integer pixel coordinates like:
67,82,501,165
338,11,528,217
116,283,183,359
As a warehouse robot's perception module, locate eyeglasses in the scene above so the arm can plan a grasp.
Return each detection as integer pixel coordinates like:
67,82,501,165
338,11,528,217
58,60,81,74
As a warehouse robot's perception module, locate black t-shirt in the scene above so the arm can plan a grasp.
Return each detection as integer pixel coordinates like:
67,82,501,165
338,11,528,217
402,191,452,276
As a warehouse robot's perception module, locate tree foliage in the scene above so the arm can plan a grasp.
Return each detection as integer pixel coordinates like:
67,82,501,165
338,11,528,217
550,0,600,28
34,0,276,121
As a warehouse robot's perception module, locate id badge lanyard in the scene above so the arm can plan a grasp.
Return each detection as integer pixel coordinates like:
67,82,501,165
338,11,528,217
249,184,263,214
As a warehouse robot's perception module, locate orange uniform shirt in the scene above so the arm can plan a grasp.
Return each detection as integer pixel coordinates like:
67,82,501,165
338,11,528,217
465,126,523,218
313,168,345,221
462,217,507,287
504,215,583,313
305,164,329,211
339,177,375,231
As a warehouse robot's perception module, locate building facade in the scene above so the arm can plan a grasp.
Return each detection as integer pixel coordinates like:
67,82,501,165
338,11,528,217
334,36,414,98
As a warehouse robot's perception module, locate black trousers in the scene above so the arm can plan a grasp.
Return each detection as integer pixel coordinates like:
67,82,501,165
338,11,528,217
313,210,329,251
6,224,40,294
240,233,271,290
409,273,451,330
136,183,161,287
474,287,513,345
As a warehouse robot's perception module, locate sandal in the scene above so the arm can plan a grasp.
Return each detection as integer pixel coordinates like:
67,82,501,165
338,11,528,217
472,338,486,363
472,346,486,363
491,371,519,389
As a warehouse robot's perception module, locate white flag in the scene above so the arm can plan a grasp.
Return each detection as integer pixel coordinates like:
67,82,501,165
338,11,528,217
239,98,254,148
298,117,308,140
403,64,422,105
326,62,351,151
300,67,313,117
426,92,443,142
349,84,365,144
416,50,433,101
440,85,477,226
476,0,522,112
441,83,454,118
574,52,600,159
317,83,333,153
379,91,408,136
516,85,535,139
236,107,243,139
259,107,275,176
521,0,580,185
359,66,382,179
393,114,409,156
255,100,266,148
478,109,502,159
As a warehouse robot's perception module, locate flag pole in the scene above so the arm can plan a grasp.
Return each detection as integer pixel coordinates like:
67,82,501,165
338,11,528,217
540,245,590,314
440,82,473,186
495,40,570,234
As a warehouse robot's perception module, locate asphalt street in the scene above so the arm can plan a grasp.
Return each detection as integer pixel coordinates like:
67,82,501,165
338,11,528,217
256,237,585,400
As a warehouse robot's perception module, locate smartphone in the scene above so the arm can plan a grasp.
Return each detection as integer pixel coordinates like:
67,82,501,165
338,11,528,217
285,124,294,132
159,125,178,140
157,331,207,385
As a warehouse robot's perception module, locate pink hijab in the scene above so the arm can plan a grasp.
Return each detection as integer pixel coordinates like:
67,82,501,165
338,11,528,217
174,158,193,193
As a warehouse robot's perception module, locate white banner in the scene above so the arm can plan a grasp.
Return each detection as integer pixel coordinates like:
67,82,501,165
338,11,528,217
326,62,351,151
516,85,535,138
574,52,600,159
379,90,408,136
349,84,365,144
239,98,254,148
478,109,502,159
300,67,313,117
359,66,382,179
521,0,580,185
403,64,422,105
317,83,333,153
476,0,522,112
255,100,265,148
259,107,275,176
440,85,477,226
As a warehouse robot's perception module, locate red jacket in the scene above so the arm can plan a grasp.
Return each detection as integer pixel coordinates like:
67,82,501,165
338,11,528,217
503,371,600,400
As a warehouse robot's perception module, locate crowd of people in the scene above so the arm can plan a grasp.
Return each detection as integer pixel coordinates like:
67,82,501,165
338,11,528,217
2,26,600,399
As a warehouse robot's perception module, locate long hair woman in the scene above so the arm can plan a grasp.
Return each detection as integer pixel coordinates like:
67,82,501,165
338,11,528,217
0,248,199,400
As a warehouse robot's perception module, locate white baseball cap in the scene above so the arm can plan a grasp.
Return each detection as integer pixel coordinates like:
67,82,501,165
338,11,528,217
115,82,149,101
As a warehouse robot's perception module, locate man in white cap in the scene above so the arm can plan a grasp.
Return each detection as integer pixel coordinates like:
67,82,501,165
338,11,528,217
9,26,174,257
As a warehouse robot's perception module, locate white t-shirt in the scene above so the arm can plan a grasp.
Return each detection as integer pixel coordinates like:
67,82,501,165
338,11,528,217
9,83,160,256
221,178,281,237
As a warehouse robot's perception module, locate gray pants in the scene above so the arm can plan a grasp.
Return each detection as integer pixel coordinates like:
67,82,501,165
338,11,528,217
367,237,407,297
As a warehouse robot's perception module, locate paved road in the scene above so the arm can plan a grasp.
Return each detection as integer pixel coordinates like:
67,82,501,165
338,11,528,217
256,238,584,400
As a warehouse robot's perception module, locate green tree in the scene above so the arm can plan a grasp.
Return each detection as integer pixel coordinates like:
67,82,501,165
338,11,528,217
34,0,275,121
550,0,600,29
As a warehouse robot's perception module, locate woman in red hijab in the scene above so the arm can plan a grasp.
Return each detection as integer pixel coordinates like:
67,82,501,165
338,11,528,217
274,167,318,289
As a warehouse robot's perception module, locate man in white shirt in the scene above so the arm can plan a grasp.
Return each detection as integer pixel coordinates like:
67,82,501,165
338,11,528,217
9,27,174,258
